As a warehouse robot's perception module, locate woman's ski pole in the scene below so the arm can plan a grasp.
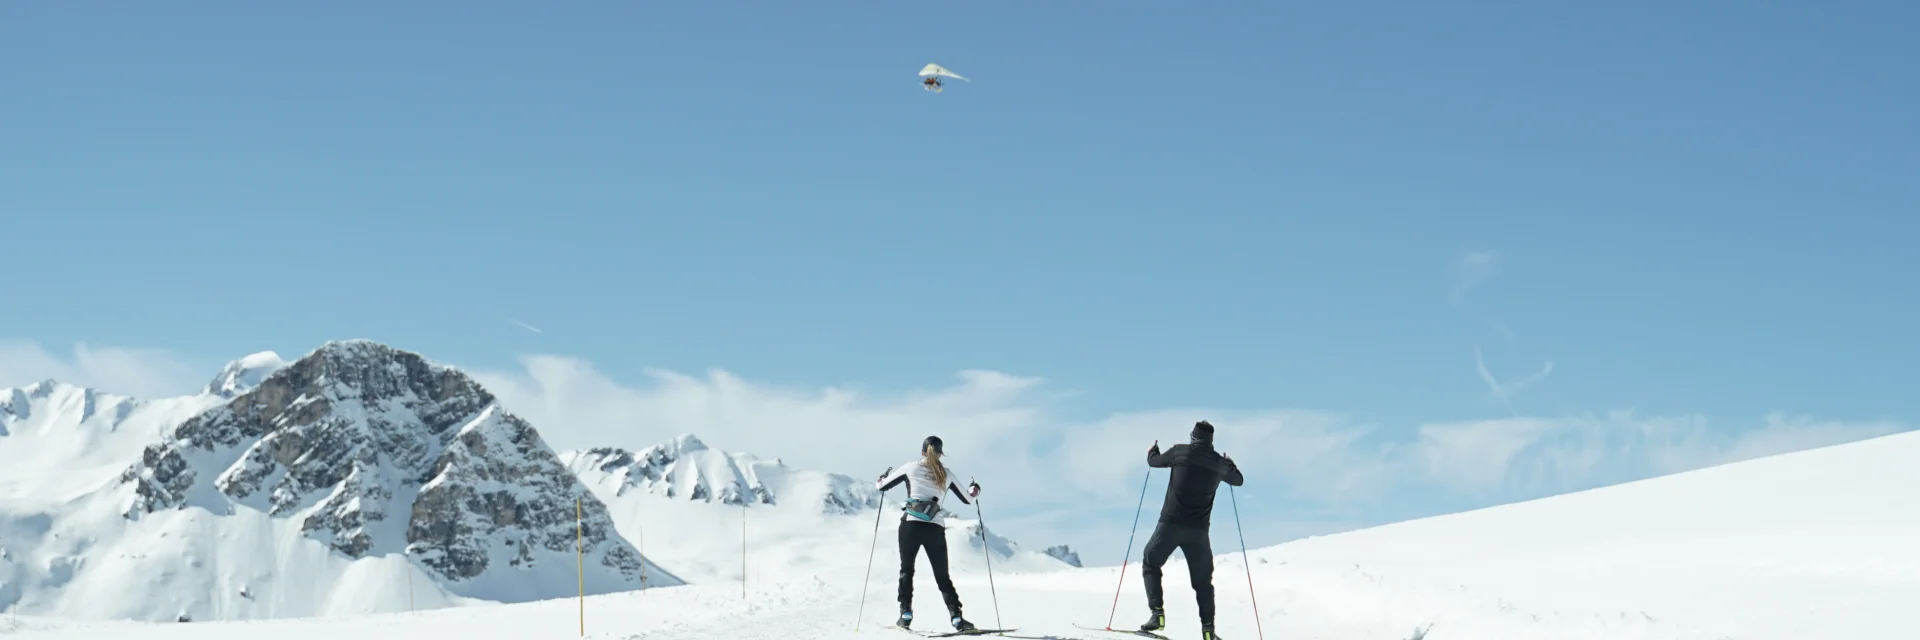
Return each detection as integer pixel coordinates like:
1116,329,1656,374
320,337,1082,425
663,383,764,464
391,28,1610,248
972,478,1003,630
855,470,889,630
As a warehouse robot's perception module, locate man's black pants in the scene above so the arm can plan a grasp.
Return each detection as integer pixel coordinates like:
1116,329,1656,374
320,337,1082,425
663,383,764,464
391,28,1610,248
1141,521,1215,625
899,519,963,616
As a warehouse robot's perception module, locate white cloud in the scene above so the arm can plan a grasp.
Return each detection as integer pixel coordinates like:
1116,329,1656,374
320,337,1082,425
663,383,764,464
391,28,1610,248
469,356,1417,526
1415,416,1556,494
0,339,210,399
1408,410,1910,498
1053,409,1398,508
468,355,1061,493
468,353,1913,531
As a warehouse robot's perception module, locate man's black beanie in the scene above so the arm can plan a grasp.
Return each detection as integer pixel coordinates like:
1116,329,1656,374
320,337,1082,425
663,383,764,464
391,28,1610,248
1192,420,1214,443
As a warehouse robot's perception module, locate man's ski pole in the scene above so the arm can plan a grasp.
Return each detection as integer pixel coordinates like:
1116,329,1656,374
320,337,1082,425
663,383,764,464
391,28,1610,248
855,470,889,630
972,478,1003,630
1105,467,1154,629
1229,484,1263,640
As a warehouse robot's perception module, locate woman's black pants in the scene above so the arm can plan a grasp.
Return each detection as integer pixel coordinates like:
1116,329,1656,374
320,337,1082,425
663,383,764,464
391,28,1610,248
898,519,964,617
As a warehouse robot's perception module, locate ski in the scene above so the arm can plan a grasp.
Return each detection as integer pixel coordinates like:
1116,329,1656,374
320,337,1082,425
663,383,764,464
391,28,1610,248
920,628,1019,637
1073,624,1169,640
887,625,1021,638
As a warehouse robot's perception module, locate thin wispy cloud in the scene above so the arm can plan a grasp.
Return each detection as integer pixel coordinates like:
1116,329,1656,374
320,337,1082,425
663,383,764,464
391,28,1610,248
0,340,210,399
1449,250,1501,305
509,318,544,334
1449,251,1554,411
1474,345,1555,416
1489,319,1517,342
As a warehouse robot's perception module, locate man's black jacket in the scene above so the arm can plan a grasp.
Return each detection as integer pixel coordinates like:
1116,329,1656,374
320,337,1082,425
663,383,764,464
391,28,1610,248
1148,443,1244,527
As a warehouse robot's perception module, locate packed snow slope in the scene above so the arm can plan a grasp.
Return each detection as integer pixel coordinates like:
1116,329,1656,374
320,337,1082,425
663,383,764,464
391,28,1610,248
0,340,678,623
564,434,1075,586
9,419,1914,639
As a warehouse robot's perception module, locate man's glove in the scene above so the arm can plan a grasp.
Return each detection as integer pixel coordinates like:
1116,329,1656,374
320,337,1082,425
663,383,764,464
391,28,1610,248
968,479,981,498
878,467,892,483
1149,440,1161,456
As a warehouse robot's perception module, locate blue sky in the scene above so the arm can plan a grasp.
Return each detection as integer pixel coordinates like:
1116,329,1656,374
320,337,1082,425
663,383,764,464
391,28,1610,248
3,1,1917,556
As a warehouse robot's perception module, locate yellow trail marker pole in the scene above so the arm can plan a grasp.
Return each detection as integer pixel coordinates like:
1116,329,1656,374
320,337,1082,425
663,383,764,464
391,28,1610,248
578,497,585,636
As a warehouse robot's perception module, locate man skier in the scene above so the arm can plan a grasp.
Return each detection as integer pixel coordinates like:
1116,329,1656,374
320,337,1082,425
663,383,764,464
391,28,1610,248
1140,420,1243,640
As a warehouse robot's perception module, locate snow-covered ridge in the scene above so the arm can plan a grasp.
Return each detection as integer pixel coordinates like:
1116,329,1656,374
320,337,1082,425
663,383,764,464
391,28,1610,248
0,380,223,505
565,433,884,515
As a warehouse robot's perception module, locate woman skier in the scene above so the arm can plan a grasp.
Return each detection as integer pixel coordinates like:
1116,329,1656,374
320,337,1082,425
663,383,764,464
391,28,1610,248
876,435,982,632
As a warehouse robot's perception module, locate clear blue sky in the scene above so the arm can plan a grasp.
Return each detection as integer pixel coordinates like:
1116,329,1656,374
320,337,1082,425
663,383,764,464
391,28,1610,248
4,2,1918,548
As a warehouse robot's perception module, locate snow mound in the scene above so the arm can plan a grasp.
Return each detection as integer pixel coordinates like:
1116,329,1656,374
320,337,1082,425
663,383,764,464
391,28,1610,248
201,351,288,398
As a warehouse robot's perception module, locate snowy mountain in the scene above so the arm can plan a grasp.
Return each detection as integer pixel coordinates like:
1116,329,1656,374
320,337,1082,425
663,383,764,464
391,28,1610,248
1,340,679,623
9,420,1912,639
564,433,884,514
566,434,1076,586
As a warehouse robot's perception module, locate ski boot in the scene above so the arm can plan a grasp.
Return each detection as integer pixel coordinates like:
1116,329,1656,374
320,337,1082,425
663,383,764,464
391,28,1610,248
1200,624,1222,640
951,615,977,633
1141,608,1166,632
897,609,913,629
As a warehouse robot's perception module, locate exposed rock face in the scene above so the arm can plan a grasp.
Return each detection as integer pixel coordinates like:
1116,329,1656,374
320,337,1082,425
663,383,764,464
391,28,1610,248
568,433,883,515
1044,544,1083,567
119,339,676,588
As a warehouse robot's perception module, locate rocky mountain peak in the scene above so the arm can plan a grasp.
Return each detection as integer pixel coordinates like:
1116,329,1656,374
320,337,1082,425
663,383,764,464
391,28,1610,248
117,340,675,594
1043,544,1083,567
